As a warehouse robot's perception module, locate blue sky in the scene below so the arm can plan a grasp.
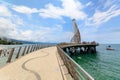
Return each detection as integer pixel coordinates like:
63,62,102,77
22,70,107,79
0,0,120,43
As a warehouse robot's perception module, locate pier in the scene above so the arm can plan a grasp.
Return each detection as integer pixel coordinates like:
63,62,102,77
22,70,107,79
0,44,95,80
60,43,99,56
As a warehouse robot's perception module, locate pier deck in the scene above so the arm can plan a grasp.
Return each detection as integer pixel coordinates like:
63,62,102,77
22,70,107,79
0,46,70,80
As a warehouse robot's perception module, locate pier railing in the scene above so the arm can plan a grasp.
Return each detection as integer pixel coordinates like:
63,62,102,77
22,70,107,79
0,44,54,67
57,45,94,80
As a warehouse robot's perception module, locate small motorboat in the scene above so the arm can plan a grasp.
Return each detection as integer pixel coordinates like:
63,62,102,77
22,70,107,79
106,48,114,50
106,45,115,50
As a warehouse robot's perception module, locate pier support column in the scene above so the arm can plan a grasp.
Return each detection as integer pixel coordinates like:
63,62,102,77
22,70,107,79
16,47,21,59
7,48,14,63
84,47,87,53
22,46,27,56
26,45,30,54
0,50,2,56
94,46,96,53
87,46,91,53
33,45,36,51
31,45,34,52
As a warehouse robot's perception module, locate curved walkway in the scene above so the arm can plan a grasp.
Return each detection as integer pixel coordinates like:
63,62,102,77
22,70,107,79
0,46,64,80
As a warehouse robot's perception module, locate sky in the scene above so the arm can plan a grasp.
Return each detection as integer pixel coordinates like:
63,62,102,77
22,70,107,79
0,0,120,43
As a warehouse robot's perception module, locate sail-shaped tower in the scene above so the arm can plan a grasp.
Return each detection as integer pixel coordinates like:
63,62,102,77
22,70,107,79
71,19,81,43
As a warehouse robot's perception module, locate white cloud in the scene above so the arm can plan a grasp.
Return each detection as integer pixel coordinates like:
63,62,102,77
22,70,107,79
86,5,120,27
39,3,63,19
104,0,119,9
0,18,13,36
0,5,24,39
0,16,72,42
0,2,74,42
86,1,93,7
12,5,39,14
11,0,87,20
14,26,73,42
29,25,72,42
0,4,11,17
39,0,87,20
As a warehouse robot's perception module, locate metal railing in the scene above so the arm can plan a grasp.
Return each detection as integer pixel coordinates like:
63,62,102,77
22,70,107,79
57,46,94,80
0,44,54,67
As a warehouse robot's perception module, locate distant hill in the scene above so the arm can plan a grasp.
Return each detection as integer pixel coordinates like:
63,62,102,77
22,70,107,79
0,37,57,45
0,38,22,45
11,39,57,44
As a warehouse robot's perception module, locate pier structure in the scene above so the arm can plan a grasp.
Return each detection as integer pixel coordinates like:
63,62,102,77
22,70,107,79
0,44,95,80
61,43,98,56
69,19,98,55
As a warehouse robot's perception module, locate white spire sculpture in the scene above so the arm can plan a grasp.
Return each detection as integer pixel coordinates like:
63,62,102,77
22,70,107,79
71,19,81,43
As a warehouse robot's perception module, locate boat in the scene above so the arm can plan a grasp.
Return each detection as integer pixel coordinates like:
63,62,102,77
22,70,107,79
106,48,114,50
106,45,115,50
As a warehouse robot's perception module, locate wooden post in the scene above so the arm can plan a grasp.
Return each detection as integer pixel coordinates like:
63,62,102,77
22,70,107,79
30,45,33,52
34,44,36,51
31,45,34,52
33,45,36,51
0,50,2,56
35,44,38,51
7,48,15,63
37,44,39,49
32,45,34,52
22,46,27,56
94,46,96,53
69,60,79,80
26,45,30,54
32,45,35,52
35,44,37,50
16,47,22,59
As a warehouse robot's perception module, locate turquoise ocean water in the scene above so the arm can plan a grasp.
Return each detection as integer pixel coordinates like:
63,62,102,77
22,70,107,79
73,44,120,80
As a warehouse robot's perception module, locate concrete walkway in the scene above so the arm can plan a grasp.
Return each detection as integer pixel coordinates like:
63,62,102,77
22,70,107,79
0,46,66,80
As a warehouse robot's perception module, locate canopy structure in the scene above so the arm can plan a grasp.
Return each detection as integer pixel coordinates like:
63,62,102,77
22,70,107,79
71,19,81,43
